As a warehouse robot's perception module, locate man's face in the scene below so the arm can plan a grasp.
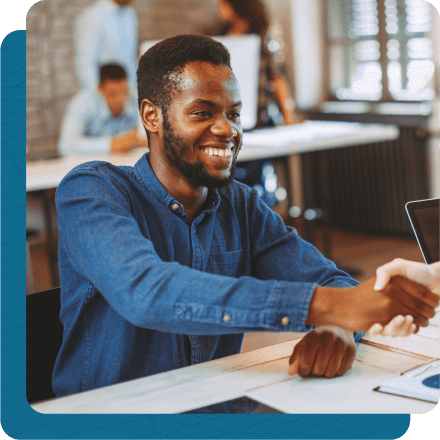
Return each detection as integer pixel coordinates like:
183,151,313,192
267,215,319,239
159,61,243,188
98,78,130,117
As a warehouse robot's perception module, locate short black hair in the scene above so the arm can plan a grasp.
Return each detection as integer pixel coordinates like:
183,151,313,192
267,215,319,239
137,34,231,114
99,63,127,83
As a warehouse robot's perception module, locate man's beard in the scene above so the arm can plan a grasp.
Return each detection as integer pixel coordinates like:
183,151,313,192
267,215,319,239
162,112,240,189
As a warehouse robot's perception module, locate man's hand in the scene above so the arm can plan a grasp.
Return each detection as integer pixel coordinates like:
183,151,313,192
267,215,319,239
367,259,440,336
287,326,356,378
307,274,439,332
358,275,438,329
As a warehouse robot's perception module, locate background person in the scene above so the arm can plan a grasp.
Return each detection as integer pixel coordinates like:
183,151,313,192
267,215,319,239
58,64,147,157
204,0,302,208
74,0,138,92
213,0,301,126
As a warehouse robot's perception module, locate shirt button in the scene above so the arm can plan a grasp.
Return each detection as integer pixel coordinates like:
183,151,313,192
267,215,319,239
281,316,290,326
172,203,179,211
223,314,231,322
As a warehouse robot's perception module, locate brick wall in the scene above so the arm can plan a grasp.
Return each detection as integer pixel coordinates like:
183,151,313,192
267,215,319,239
26,0,219,159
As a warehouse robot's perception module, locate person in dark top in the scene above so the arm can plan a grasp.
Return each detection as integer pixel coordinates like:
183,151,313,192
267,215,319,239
203,0,302,207
213,0,300,126
53,34,439,413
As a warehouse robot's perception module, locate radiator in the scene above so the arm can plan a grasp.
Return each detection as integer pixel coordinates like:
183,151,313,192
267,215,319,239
301,122,430,236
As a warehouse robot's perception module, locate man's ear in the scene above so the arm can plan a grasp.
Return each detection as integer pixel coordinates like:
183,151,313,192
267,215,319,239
140,99,161,135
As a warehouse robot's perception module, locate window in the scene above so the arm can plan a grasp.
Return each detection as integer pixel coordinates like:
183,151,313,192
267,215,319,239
325,0,436,102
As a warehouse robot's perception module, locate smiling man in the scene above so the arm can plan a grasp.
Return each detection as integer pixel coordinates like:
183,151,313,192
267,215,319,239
53,35,439,413
141,56,243,221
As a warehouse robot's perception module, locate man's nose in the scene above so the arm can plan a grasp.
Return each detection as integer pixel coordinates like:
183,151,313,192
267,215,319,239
210,115,238,138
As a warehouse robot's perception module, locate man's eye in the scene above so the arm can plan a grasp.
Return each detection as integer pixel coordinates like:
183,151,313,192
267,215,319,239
194,110,211,117
230,112,241,119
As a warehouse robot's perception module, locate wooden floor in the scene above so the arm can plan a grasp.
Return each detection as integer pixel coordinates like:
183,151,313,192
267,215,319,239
28,223,424,353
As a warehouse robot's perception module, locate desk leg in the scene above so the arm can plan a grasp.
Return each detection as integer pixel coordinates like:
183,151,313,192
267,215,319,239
39,190,60,287
284,154,304,232
286,155,303,211
319,151,332,259
285,154,324,254
319,150,361,277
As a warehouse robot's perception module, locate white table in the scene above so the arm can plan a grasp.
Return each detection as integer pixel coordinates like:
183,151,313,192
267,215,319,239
32,309,438,414
26,121,399,192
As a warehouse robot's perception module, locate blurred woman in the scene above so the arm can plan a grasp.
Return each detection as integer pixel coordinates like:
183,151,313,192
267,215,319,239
201,0,301,207
215,0,300,127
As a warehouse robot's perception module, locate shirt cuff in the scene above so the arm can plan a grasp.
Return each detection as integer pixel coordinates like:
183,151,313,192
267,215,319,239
265,278,364,342
265,281,317,332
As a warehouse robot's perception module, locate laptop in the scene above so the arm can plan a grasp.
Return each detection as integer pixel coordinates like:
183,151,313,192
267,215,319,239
405,198,439,264
139,35,261,131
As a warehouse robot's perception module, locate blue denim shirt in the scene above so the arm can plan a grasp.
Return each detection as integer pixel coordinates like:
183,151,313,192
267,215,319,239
53,153,361,411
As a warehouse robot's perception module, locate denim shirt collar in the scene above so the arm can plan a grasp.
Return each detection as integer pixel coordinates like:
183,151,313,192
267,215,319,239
134,153,221,220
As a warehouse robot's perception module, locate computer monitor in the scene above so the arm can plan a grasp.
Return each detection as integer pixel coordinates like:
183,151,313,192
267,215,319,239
139,34,261,131
405,198,439,264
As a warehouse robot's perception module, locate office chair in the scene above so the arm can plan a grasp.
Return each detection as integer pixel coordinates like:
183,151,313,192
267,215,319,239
26,286,63,404
26,240,35,294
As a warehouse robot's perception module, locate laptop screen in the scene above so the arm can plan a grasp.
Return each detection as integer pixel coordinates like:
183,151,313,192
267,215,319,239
405,198,439,264
139,35,261,131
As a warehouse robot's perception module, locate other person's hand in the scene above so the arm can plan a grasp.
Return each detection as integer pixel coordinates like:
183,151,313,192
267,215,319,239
374,259,439,294
367,259,439,336
367,314,417,337
287,326,356,378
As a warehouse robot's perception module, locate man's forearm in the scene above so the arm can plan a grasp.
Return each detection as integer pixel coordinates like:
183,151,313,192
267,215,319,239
306,285,349,328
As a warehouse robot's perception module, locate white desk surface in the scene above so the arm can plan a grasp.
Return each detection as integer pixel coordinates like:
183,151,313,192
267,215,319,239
32,310,438,415
26,121,399,192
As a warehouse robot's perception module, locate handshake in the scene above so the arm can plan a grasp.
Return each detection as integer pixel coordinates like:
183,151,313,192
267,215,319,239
367,259,439,336
307,259,440,334
287,259,439,378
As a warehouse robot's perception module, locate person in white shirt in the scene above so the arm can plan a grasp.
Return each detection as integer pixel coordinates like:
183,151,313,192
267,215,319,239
58,64,147,157
74,0,138,92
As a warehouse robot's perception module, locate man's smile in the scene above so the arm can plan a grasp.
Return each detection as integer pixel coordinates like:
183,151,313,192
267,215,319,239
201,145,234,159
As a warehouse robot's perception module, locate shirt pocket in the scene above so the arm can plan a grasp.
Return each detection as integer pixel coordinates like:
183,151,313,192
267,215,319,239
206,249,243,278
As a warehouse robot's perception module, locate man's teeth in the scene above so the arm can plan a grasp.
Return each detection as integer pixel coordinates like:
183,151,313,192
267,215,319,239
203,148,232,157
